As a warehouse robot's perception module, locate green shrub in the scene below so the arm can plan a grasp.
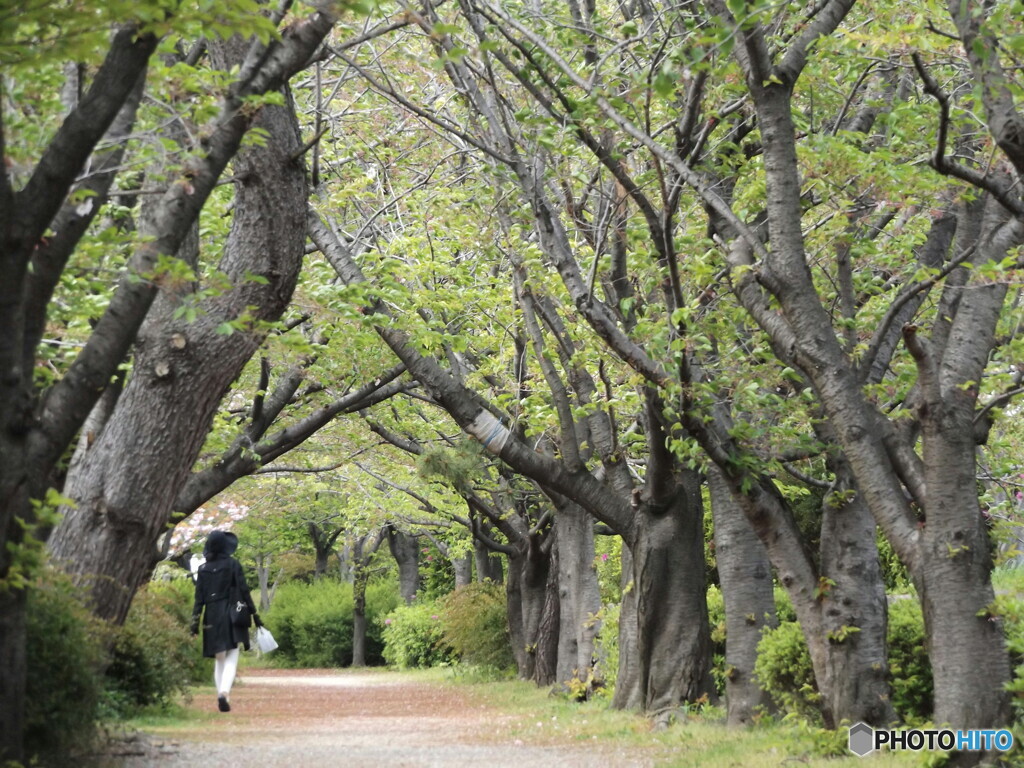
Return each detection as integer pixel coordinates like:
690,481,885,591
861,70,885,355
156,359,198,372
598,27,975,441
591,602,619,699
440,582,514,670
103,581,199,717
25,569,108,764
381,600,454,668
755,620,821,722
886,598,931,721
264,579,399,667
755,598,935,724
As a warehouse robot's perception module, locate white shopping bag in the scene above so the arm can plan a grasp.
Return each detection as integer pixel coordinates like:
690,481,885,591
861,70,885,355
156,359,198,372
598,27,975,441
255,626,279,654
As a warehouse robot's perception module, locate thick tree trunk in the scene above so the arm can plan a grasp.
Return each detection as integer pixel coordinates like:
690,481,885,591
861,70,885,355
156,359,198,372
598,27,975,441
0,587,27,764
920,402,1010,729
819,461,894,726
708,467,776,726
475,535,504,582
453,553,473,588
505,550,528,676
387,527,421,604
611,541,642,710
533,539,560,686
47,61,307,623
633,471,715,720
554,501,601,687
505,540,552,679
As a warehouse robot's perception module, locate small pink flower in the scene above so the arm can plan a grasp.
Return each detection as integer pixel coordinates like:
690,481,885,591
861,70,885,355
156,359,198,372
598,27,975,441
601,553,609,562
431,615,439,620
385,618,392,625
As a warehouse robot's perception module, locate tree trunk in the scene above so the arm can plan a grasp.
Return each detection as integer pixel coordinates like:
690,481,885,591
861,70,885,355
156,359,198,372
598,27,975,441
475,534,504,582
387,526,421,604
256,554,272,612
533,538,560,686
633,470,715,720
505,549,528,676
352,574,368,667
338,540,354,583
453,553,473,588
920,398,1010,729
611,541,642,710
47,53,307,623
708,467,776,726
554,501,601,688
505,539,552,679
0,588,27,764
819,460,894,726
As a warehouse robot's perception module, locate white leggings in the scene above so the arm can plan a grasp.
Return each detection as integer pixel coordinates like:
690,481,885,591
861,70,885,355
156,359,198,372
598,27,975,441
214,647,240,697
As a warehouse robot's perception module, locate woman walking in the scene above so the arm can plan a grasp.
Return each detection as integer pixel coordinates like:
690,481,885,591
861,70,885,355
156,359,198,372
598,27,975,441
190,530,261,712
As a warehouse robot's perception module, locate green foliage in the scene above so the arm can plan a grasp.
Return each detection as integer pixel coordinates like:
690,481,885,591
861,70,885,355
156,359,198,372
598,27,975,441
594,535,622,604
592,602,619,701
418,543,455,600
24,569,108,763
381,600,455,668
755,620,822,722
988,568,1024,722
439,582,515,671
1,490,69,593
264,579,399,667
886,599,932,722
103,581,200,716
755,598,934,724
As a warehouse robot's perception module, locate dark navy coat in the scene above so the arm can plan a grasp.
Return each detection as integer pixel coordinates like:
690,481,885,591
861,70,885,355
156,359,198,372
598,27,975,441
191,555,257,657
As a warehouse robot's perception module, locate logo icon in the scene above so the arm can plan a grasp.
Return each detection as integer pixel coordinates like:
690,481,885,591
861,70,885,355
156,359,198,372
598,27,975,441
849,722,874,757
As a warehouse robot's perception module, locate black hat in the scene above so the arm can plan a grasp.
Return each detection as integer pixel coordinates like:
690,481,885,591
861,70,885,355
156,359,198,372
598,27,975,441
204,530,239,557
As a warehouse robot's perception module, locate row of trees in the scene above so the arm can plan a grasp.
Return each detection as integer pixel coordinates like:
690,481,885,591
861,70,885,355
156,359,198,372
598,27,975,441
2,0,1023,763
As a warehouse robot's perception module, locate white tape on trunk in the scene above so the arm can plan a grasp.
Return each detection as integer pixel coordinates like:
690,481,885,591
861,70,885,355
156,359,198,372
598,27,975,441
467,410,511,454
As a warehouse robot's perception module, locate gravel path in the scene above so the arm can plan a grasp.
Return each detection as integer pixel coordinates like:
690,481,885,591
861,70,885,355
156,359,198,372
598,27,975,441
102,669,654,767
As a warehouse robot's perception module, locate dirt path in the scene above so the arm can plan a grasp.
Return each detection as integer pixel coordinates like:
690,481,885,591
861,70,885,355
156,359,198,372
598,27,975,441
105,669,655,767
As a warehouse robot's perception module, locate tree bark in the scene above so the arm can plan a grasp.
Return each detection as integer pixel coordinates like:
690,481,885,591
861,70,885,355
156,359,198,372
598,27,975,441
387,526,421,604
48,48,308,623
611,541,642,710
708,467,776,726
554,501,601,688
633,469,715,720
351,529,385,667
819,460,894,726
532,538,561,686
453,553,473,587
474,533,504,583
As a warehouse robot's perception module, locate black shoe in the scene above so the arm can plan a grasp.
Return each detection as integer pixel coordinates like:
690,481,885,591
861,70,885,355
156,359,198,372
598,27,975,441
217,694,230,712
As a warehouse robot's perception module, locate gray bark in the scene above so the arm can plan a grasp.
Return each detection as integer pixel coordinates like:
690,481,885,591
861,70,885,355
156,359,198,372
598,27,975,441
0,12,339,759
554,501,601,688
708,467,776,726
532,539,561,685
48,58,308,622
453,553,473,587
819,460,894,726
611,541,642,709
633,467,715,720
351,529,386,667
387,526,421,604
474,534,504,583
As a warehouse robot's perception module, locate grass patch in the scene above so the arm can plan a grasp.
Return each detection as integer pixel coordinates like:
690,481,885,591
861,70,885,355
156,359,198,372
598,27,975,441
438,668,924,767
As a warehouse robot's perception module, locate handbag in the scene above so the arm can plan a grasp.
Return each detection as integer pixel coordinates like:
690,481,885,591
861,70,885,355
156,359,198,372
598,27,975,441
229,564,252,628
255,626,278,654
